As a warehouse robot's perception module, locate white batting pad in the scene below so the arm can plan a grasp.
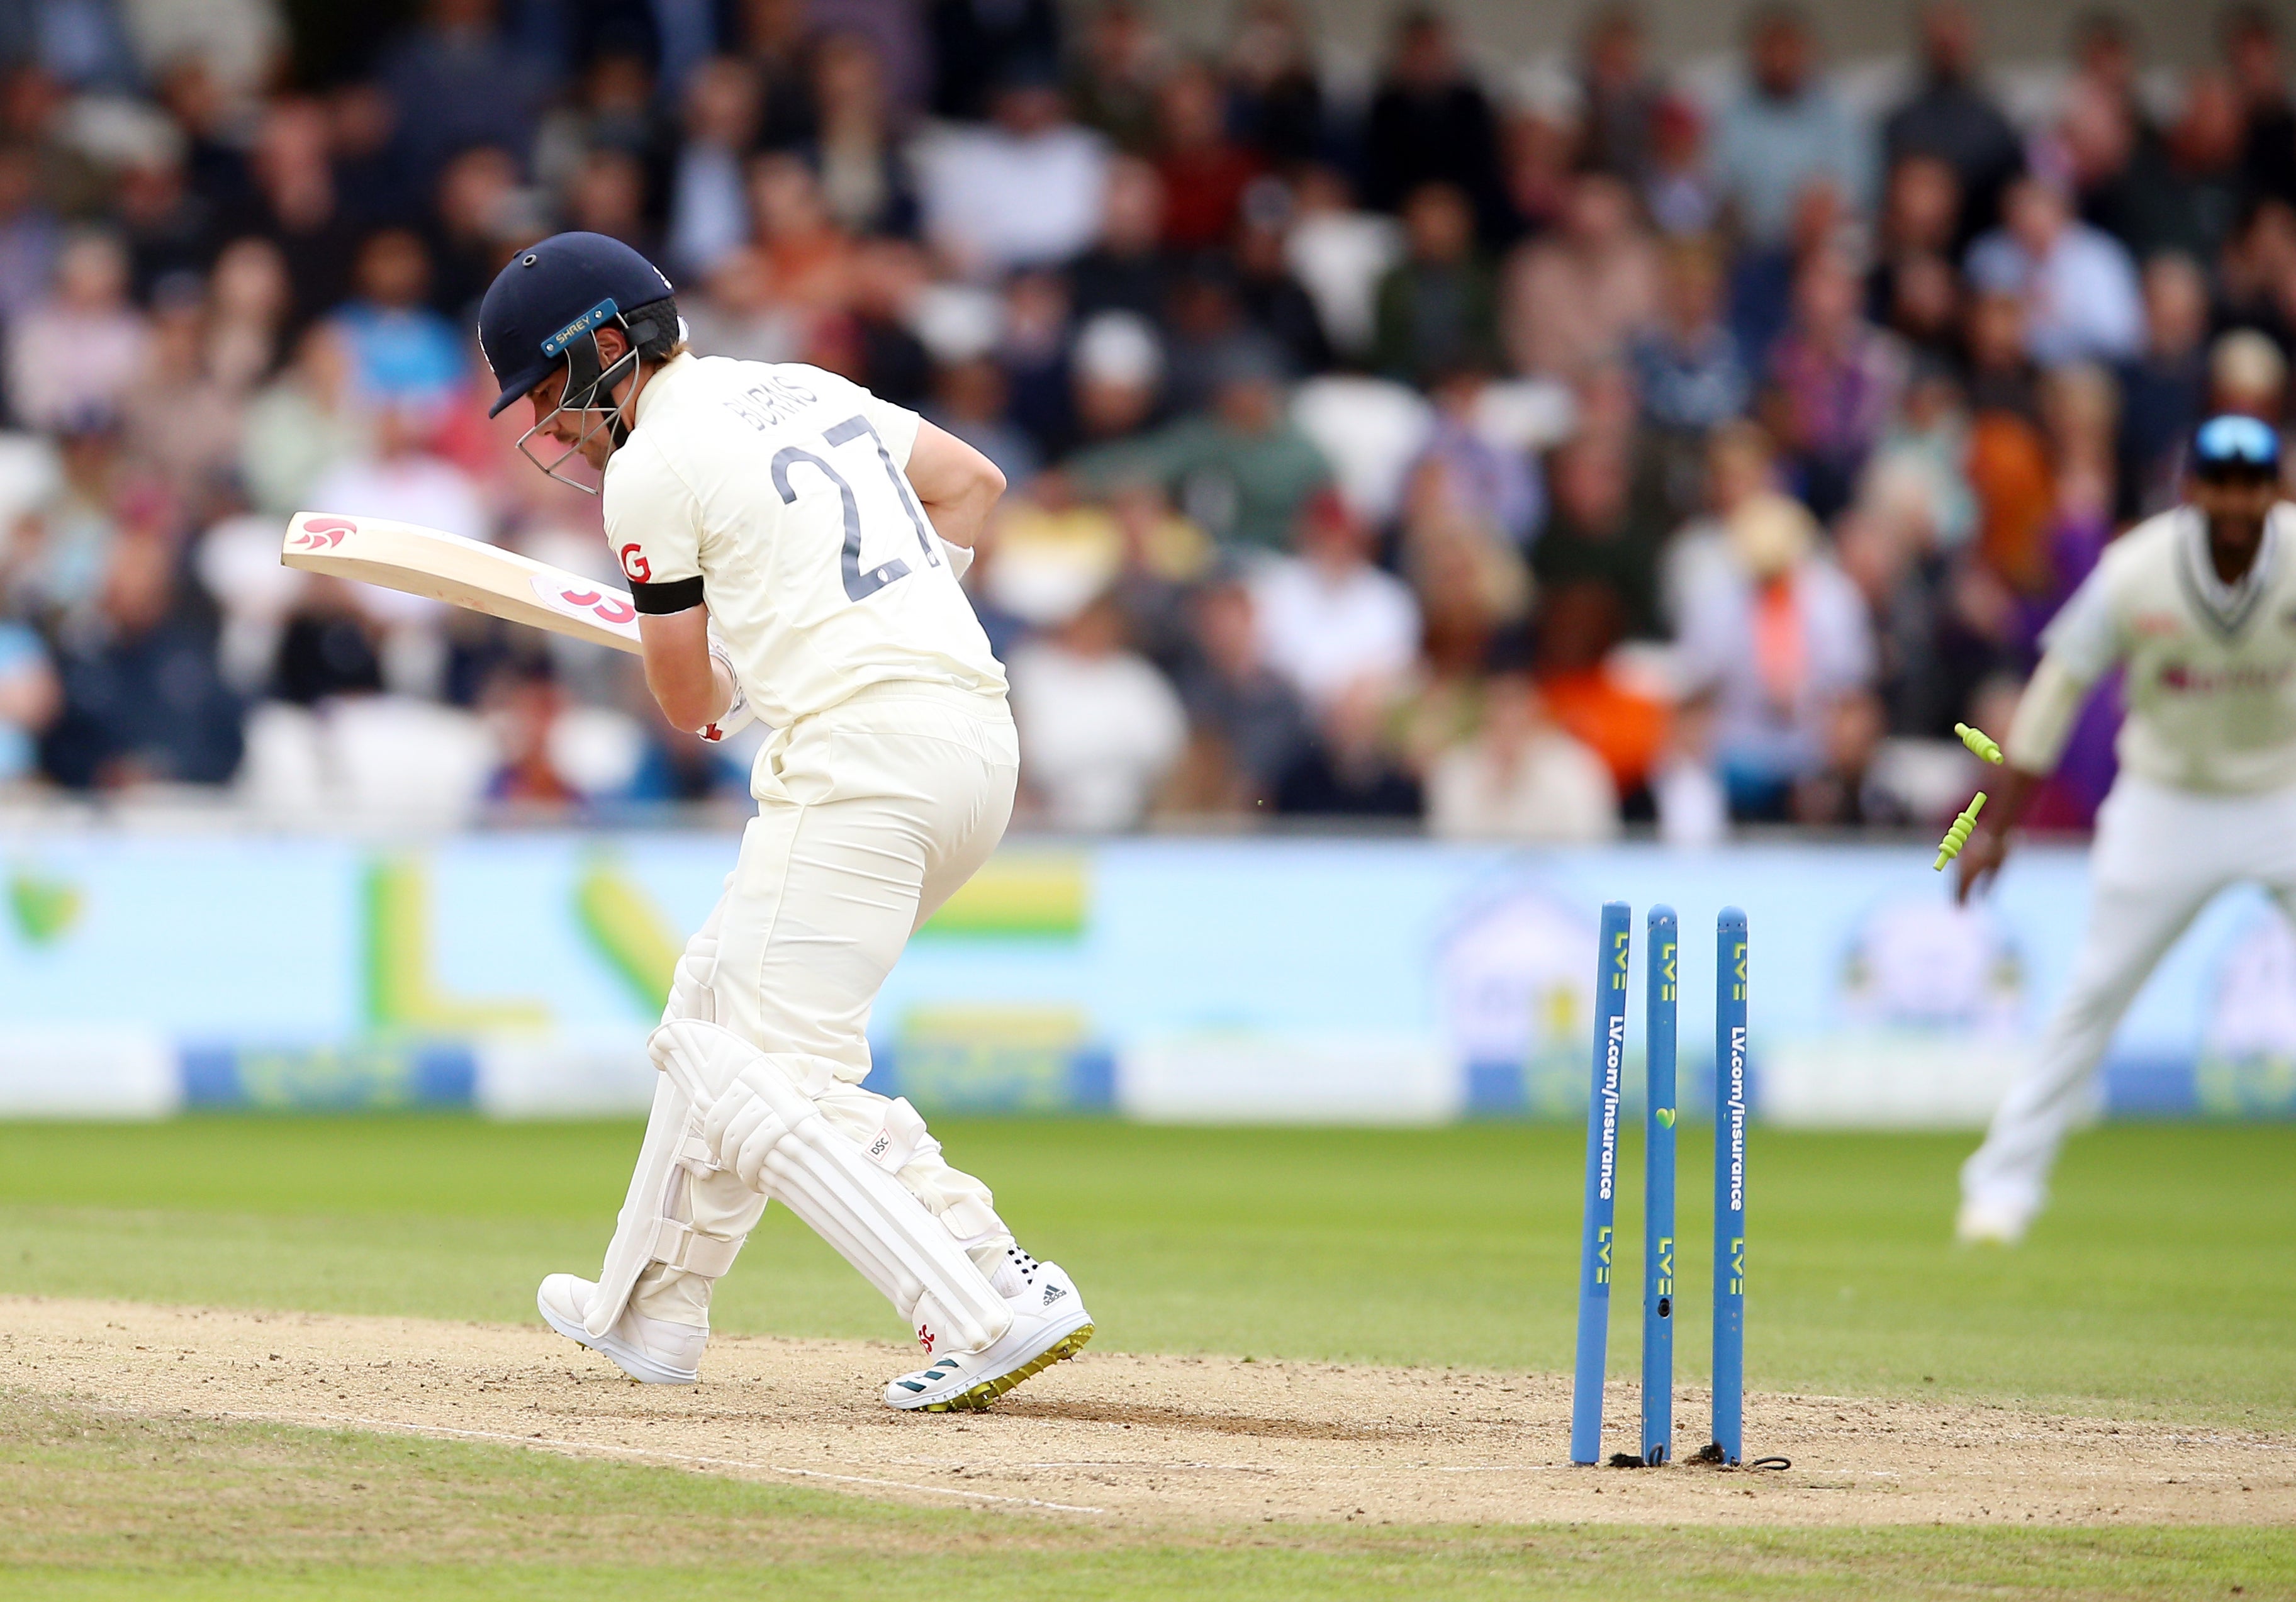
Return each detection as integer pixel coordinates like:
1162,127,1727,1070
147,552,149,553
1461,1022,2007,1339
585,1071,705,1337
650,1019,1012,1355
582,919,741,1339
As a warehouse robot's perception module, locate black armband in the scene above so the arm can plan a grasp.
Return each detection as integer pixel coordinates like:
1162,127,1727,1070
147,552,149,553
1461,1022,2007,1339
630,575,706,615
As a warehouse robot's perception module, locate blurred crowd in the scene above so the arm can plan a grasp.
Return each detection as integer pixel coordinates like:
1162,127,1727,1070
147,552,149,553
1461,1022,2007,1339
1,0,2293,836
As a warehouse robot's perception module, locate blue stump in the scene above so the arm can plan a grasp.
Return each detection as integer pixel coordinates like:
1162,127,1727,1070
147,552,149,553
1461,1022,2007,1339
1711,907,1749,1465
1641,905,1677,1466
1571,900,1632,1466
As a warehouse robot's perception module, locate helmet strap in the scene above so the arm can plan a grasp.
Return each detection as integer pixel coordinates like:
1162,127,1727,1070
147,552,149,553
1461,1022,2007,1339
515,320,649,494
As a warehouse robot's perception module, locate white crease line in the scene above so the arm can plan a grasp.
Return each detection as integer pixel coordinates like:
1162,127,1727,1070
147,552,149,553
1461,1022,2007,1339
206,1408,1107,1515
1431,1464,1564,1473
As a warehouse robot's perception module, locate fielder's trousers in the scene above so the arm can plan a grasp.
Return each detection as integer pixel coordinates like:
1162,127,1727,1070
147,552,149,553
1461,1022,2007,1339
1962,773,2296,1217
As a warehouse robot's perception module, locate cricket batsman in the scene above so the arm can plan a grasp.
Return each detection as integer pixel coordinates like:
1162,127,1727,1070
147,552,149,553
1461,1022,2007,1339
477,232,1092,1407
1954,413,2296,1244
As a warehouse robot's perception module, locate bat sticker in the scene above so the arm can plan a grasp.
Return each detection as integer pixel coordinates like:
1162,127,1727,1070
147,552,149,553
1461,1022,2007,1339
289,517,356,550
530,571,640,630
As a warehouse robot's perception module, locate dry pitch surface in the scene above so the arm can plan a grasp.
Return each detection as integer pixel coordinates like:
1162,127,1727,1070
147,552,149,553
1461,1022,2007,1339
7,1296,2290,1530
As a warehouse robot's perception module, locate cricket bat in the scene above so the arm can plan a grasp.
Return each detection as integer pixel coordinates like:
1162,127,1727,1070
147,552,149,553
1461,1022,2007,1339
280,512,642,654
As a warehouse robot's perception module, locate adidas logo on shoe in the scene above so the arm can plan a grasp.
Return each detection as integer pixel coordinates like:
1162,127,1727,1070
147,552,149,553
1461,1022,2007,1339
1043,1284,1066,1307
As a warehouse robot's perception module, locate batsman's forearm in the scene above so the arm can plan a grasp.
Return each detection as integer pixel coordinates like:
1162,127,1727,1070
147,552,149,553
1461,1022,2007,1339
917,483,999,550
902,420,1005,549
644,668,730,733
637,607,729,732
651,673,733,733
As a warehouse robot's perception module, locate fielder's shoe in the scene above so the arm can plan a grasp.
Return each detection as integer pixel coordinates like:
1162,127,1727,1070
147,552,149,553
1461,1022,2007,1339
884,1253,1093,1412
1954,1197,2030,1246
537,1273,707,1385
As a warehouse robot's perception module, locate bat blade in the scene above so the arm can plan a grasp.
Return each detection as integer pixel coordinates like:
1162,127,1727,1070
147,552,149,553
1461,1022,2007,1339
281,512,642,654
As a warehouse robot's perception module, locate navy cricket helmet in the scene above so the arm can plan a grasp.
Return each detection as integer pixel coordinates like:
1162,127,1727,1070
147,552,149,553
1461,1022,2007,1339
478,232,680,418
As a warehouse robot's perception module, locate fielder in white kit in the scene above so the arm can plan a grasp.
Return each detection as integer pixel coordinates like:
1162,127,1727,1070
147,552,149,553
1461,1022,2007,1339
1954,413,2296,1245
477,232,1092,1408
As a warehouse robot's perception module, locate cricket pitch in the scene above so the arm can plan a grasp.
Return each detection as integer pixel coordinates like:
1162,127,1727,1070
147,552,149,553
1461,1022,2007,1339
7,1294,2289,1530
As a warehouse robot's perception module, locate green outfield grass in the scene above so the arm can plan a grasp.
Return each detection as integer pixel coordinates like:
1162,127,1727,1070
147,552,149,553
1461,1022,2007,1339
7,1116,2294,1599
6,1394,2295,1602
1,1117,2291,1429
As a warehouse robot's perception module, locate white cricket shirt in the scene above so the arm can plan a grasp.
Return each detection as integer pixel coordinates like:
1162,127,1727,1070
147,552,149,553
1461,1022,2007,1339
602,353,1007,729
2012,502,2296,792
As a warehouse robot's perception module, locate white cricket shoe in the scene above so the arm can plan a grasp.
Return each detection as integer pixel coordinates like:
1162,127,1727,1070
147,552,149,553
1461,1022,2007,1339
884,1255,1094,1412
537,1273,707,1385
1955,1197,2031,1246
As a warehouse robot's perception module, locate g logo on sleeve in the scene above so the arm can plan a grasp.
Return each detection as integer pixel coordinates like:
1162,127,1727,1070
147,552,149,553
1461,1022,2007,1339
619,544,651,583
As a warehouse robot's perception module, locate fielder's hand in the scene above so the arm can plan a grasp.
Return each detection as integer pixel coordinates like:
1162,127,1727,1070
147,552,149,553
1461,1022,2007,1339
1953,822,2010,904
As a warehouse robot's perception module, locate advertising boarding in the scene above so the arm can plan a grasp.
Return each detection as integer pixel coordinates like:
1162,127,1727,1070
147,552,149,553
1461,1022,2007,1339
0,831,2289,1124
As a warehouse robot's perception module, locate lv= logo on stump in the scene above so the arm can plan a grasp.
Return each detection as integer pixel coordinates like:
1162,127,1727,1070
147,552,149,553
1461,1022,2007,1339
1571,904,1788,1472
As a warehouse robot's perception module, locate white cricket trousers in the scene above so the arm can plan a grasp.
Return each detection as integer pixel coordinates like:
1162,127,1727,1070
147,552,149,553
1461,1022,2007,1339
1961,773,2296,1218
629,680,1022,1326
